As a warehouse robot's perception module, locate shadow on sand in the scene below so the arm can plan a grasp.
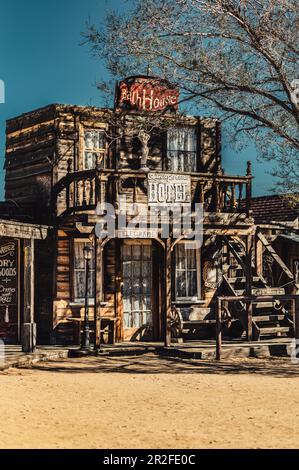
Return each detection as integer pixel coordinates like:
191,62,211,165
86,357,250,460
26,352,299,378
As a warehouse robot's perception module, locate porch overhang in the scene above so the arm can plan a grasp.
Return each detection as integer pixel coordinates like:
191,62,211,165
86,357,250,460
0,219,49,239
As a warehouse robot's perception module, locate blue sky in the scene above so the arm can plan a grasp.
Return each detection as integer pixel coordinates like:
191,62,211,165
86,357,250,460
0,0,275,198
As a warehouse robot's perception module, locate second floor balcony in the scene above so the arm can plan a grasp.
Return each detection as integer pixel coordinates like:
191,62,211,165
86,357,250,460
54,164,253,225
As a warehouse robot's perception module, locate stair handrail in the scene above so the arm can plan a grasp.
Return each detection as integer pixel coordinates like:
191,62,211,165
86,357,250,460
257,230,295,281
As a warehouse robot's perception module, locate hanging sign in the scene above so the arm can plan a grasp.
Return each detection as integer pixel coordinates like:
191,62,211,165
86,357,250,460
115,76,179,113
148,173,191,207
0,239,18,305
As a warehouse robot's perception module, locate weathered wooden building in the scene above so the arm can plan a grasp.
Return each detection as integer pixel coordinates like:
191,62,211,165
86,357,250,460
3,76,297,346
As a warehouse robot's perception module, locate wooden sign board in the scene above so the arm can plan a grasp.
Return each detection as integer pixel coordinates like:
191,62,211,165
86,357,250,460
117,228,159,239
148,173,191,206
115,76,179,113
252,287,285,296
0,239,18,305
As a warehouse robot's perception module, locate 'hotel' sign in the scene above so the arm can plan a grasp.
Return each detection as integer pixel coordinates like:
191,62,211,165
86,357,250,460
148,173,191,207
115,76,179,113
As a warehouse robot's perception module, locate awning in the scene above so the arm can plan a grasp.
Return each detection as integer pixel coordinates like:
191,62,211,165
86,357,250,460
0,219,49,239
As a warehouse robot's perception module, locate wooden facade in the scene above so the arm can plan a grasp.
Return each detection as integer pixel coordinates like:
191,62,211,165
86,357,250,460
4,81,298,346
0,219,48,349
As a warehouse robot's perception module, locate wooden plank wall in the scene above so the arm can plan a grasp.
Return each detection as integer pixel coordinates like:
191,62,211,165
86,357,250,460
5,105,57,223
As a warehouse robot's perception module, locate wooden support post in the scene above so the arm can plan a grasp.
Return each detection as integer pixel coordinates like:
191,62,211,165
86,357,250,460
246,161,252,218
216,298,222,360
164,238,172,348
94,236,105,350
294,293,299,342
214,181,220,212
22,238,36,353
245,235,253,341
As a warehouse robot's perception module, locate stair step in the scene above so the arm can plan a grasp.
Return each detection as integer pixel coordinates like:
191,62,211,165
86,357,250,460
254,302,277,309
228,264,243,270
259,326,290,335
235,290,245,296
227,276,261,283
254,314,285,322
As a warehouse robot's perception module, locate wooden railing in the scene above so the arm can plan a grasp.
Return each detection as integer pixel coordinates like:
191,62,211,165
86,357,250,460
216,294,299,360
53,168,253,218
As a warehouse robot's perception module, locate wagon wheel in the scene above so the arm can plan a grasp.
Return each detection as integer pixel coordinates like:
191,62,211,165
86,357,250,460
221,306,232,329
170,307,183,338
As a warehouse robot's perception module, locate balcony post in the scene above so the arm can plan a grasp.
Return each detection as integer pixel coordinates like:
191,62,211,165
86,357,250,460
245,234,253,341
214,181,220,212
164,237,172,348
246,161,252,218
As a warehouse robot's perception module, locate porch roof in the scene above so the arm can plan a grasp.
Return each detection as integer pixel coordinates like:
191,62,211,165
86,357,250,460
277,233,299,244
250,194,299,224
0,219,49,239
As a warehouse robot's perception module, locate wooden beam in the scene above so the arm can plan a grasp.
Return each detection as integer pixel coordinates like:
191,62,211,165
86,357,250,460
0,221,48,240
94,236,103,350
223,236,247,272
216,298,222,360
22,238,36,353
245,235,253,341
257,231,294,280
164,238,172,348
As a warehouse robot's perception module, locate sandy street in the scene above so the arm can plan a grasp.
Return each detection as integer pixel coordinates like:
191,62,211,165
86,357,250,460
0,354,298,449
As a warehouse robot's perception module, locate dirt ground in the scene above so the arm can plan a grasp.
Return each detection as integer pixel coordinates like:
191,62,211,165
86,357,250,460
0,353,298,449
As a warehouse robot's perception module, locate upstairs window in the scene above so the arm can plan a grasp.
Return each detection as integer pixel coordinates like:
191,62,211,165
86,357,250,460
166,127,197,172
84,129,106,170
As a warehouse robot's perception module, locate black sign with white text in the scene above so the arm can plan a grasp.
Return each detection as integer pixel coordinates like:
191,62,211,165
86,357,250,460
0,239,18,305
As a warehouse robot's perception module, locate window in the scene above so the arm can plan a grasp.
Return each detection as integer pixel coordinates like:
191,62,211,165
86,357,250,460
73,240,95,303
166,127,197,172
174,243,200,300
83,129,106,170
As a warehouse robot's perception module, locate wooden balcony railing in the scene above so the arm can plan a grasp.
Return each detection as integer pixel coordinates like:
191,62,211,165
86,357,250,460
53,166,253,218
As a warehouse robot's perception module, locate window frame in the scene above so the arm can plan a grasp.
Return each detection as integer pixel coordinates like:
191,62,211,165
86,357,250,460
82,128,106,171
174,241,201,302
72,238,95,305
165,125,198,173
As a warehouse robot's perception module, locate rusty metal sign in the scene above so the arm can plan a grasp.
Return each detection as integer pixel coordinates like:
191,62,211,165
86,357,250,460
115,76,179,113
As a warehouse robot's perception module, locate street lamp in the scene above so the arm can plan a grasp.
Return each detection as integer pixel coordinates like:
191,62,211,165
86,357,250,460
81,244,93,352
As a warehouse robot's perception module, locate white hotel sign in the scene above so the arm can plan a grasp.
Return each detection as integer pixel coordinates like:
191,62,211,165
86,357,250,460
148,173,191,207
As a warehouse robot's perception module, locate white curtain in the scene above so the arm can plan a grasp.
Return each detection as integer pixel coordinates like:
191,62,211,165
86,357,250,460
167,127,197,172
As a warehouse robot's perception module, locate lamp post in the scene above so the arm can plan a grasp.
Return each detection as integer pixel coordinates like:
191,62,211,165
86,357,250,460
81,244,93,351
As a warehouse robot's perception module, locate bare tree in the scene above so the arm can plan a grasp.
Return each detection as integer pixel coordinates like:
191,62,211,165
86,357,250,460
83,0,299,194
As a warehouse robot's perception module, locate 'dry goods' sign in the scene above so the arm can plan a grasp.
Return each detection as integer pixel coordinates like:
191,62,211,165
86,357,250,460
148,173,191,206
0,240,18,305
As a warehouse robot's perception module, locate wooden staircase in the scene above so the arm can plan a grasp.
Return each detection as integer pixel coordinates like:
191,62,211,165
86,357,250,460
223,237,294,340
